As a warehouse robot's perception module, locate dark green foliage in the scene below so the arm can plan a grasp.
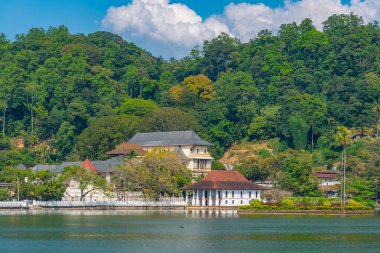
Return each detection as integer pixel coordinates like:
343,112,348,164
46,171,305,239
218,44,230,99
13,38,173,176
34,170,65,201
116,98,158,116
75,115,140,160
211,160,226,171
0,15,379,204
140,107,199,132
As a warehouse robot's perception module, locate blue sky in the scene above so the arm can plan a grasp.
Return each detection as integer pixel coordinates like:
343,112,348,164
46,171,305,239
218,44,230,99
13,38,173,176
0,0,371,58
0,0,297,39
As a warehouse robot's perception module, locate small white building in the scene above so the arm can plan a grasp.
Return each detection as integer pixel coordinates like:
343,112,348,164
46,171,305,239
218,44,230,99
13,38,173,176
183,171,268,207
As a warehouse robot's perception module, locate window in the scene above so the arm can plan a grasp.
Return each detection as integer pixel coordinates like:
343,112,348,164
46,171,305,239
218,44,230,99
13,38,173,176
218,191,221,198
249,191,251,198
256,191,258,198
232,200,234,204
225,191,228,198
205,190,208,198
232,191,234,198
240,191,243,198
204,149,207,154
225,200,228,204
241,200,243,204
197,149,199,154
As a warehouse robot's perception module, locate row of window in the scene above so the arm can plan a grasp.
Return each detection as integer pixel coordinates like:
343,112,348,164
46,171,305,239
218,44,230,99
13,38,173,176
194,190,258,198
202,199,246,206
190,148,208,154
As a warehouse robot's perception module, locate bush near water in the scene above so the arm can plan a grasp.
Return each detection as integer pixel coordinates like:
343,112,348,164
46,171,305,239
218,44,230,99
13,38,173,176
240,197,372,211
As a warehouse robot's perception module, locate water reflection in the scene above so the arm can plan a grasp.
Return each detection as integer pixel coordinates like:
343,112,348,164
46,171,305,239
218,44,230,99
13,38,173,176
0,209,379,253
0,209,238,217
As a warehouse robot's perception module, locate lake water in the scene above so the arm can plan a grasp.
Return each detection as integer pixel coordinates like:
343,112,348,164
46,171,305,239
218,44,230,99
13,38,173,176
0,210,379,253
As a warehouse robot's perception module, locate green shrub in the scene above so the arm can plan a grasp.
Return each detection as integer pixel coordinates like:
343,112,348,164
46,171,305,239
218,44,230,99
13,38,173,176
323,201,332,208
258,149,271,158
267,138,287,152
281,198,295,210
344,199,371,210
239,205,250,210
250,200,266,209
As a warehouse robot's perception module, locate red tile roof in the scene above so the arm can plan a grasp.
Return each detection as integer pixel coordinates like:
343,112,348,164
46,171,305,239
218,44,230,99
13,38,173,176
107,143,146,156
313,170,340,179
81,159,102,174
183,171,269,190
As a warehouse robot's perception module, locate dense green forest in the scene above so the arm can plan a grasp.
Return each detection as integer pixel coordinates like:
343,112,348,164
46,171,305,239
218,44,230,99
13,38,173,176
0,14,379,201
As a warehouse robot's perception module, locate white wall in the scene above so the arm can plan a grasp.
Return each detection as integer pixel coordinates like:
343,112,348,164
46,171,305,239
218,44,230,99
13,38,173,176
189,189,262,207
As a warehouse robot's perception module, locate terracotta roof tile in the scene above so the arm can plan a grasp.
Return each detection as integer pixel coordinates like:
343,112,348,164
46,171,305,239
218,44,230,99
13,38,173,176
183,171,269,190
107,143,146,156
81,159,102,174
313,170,340,179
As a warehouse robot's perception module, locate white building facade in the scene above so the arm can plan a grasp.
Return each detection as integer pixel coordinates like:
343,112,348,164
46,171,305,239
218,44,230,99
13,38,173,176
183,171,268,207
127,131,214,174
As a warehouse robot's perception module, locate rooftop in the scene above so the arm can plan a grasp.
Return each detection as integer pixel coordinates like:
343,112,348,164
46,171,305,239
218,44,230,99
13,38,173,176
127,130,212,147
183,171,269,190
107,143,146,156
313,170,341,179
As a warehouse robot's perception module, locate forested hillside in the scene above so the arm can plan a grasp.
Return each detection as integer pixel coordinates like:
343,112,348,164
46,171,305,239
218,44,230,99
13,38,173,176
0,14,379,172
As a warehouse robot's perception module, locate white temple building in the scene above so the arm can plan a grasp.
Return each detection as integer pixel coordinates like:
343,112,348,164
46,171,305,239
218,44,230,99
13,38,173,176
183,171,268,207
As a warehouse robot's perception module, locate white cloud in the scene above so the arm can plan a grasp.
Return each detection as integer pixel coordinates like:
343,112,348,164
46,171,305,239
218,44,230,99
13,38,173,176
102,0,229,51
225,0,380,42
102,0,380,58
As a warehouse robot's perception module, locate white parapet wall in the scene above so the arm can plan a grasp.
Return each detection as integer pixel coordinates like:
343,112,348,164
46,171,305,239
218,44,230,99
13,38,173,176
0,201,30,208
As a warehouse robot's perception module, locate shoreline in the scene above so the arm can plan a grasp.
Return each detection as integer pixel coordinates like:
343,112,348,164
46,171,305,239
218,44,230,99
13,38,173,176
238,209,375,216
0,206,376,216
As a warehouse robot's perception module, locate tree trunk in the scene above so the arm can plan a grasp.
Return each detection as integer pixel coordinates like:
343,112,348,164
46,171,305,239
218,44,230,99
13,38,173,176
343,146,347,206
311,126,314,151
130,81,133,98
340,151,344,209
30,96,34,133
2,107,5,135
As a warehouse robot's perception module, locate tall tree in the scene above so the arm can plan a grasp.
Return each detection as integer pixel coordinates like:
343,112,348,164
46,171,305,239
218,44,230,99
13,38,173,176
335,126,353,207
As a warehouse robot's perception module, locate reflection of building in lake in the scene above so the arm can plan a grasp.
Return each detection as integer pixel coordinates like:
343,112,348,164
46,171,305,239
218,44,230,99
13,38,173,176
183,171,268,207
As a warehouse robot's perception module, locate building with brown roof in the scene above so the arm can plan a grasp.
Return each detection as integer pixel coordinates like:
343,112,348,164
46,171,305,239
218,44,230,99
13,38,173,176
183,171,268,207
113,130,214,174
107,143,146,157
313,170,341,197
313,170,341,186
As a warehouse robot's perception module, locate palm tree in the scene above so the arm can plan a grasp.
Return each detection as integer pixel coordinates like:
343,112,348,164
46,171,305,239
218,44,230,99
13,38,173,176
335,126,352,208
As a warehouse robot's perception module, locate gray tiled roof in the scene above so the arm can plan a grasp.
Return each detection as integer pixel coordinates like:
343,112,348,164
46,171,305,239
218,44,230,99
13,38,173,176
17,164,27,170
91,158,124,173
127,130,212,147
54,161,82,174
173,146,189,160
31,164,58,173
54,158,125,174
